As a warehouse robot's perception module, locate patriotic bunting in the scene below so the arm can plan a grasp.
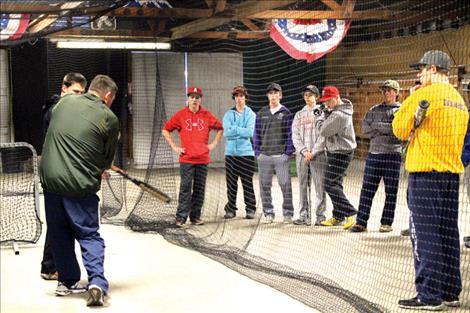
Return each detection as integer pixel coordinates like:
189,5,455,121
0,14,30,41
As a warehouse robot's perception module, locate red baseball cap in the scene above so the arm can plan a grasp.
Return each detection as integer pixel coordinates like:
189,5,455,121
187,86,203,97
319,86,340,102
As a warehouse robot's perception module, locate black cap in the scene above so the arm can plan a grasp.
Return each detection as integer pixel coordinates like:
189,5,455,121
302,85,320,97
266,83,282,92
410,50,451,72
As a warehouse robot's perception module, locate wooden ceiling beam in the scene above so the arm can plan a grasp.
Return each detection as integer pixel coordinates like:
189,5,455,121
48,28,158,40
106,7,213,18
241,19,261,31
341,0,356,18
188,31,266,39
320,0,341,11
170,0,296,40
249,9,399,20
214,1,227,14
29,2,85,33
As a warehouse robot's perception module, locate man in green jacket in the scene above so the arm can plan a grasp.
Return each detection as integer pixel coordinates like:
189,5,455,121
40,74,119,307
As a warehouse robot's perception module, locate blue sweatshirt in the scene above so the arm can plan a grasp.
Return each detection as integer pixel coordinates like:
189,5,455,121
223,105,256,156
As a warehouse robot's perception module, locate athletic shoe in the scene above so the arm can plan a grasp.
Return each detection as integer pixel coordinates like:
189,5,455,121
264,215,274,223
87,285,104,307
293,218,311,226
41,272,58,281
443,297,460,307
350,224,367,233
55,282,87,296
320,217,342,227
398,297,443,311
401,229,410,236
175,219,185,228
379,225,393,233
283,216,293,223
224,211,236,219
245,212,255,219
342,216,355,230
190,218,204,226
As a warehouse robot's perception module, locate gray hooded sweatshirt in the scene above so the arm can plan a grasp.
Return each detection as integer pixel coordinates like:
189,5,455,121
315,99,357,153
291,105,326,156
362,102,402,154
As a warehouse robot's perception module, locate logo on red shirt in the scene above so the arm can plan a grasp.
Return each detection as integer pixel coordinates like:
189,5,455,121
185,118,205,131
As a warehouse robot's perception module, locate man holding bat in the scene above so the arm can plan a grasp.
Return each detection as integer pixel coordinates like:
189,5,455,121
163,87,223,227
393,50,469,311
40,75,119,307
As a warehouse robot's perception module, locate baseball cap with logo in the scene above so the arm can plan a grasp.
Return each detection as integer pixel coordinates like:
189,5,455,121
410,50,451,72
232,86,248,99
318,86,340,102
379,80,400,92
187,87,203,97
302,85,320,97
266,83,282,93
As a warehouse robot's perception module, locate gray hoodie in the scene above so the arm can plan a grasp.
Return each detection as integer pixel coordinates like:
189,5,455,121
291,105,326,156
362,102,402,154
316,99,357,153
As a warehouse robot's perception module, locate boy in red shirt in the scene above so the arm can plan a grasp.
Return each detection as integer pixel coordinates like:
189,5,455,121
162,87,223,227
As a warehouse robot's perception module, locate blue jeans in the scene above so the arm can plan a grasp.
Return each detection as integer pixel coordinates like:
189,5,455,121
408,172,461,303
176,163,208,221
44,191,108,293
356,153,401,227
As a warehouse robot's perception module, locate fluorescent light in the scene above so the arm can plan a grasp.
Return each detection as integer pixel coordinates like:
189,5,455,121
56,41,171,50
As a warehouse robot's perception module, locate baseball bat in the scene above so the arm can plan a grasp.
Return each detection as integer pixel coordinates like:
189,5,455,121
113,170,172,204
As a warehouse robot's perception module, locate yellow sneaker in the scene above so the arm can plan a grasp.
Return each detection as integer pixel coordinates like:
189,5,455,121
320,217,341,226
343,216,355,230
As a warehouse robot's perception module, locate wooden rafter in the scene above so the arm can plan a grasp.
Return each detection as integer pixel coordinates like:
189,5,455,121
170,0,297,40
214,1,227,14
241,19,261,31
249,10,398,20
320,0,341,11
341,0,356,18
28,2,84,33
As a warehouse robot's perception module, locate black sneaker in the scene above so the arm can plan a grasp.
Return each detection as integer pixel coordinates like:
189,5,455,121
443,297,460,307
464,236,470,248
293,218,311,226
398,297,443,311
245,211,255,219
224,211,236,219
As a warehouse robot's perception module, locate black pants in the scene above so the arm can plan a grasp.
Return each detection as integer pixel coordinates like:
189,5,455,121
225,156,256,214
324,152,357,219
176,163,208,221
40,229,56,274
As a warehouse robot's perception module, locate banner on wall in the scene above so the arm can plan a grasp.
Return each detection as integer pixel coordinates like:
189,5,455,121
0,14,30,41
270,19,351,63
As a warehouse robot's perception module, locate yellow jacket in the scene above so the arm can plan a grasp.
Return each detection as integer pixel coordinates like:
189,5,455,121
392,82,468,173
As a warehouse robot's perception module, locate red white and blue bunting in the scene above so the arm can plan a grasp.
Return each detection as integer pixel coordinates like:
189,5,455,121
0,14,30,41
270,19,351,63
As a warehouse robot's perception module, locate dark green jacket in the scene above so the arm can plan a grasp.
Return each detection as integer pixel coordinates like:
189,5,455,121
40,92,119,197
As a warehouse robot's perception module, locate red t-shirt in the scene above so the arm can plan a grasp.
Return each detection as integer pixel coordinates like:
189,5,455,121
164,106,223,164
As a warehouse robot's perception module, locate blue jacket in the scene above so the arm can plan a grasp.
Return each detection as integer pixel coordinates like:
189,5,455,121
462,108,470,166
223,105,256,156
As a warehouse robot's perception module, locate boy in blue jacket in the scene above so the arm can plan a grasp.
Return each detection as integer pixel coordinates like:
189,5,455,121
223,86,257,219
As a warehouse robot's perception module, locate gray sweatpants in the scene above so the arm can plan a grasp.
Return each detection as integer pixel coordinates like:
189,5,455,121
296,152,327,223
257,154,294,217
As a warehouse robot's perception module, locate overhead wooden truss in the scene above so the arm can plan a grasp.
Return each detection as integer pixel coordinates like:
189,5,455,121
0,0,445,42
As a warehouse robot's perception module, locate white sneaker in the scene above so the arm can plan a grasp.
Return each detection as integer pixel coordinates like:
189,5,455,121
87,285,104,307
55,282,87,296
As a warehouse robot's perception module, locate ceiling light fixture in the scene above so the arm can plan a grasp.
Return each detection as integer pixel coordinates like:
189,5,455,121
54,40,171,50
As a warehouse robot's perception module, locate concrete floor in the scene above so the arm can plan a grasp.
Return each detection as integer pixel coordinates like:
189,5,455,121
0,223,317,313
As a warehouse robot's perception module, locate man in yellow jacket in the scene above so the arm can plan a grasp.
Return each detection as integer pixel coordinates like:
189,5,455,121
393,50,468,311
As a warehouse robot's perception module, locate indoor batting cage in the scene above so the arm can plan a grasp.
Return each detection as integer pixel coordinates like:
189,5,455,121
1,0,470,312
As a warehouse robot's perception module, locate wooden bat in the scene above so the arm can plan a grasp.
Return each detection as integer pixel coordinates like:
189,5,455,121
113,170,172,204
